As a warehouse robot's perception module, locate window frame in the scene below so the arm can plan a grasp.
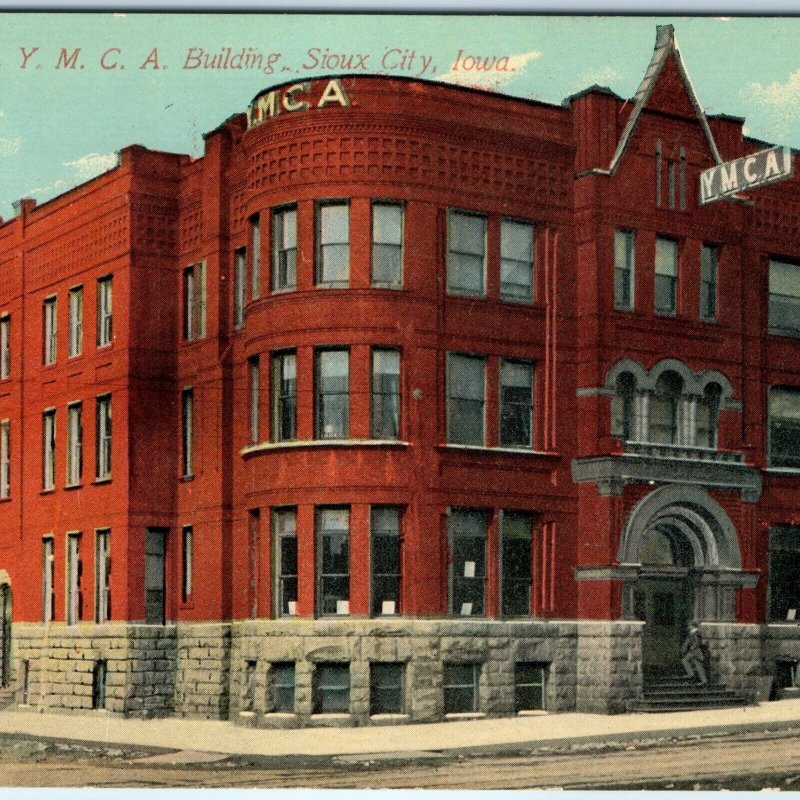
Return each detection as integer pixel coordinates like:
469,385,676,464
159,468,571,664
500,218,534,303
515,662,547,712
312,662,351,714
43,295,57,366
500,510,533,618
0,314,9,379
97,275,113,348
66,401,83,487
66,531,82,626
769,258,800,338
371,201,404,289
0,419,9,499
272,205,298,292
42,408,56,491
271,350,297,443
250,214,261,300
273,507,298,618
499,358,533,449
446,209,487,297
614,229,635,310
654,237,679,316
181,388,193,478
769,386,800,470
371,347,401,440
315,348,350,440
370,662,405,715
446,353,486,446
95,528,111,624
316,506,350,617
181,525,193,602
768,526,800,622
700,244,718,322
442,662,480,715
316,200,350,289
68,286,83,358
96,394,112,481
233,246,247,330
42,536,54,623
249,355,260,444
370,506,402,616
270,662,296,713
448,508,488,618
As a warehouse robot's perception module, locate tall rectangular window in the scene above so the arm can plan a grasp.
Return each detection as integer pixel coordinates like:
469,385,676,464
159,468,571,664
769,387,800,469
501,511,532,617
317,507,350,616
370,663,404,715
371,202,403,288
447,354,485,446
500,219,534,302
769,259,800,337
500,359,533,448
654,237,678,315
769,526,800,622
183,265,196,340
68,286,83,357
0,314,9,379
234,246,246,330
371,348,400,439
515,663,547,711
313,663,350,713
43,296,57,365
66,532,81,626
272,206,297,291
249,356,260,444
42,409,56,491
95,529,111,623
448,509,487,617
248,509,260,619
250,214,261,300
144,527,166,625
181,388,193,477
196,260,206,339
447,210,486,296
315,349,349,440
0,420,8,499
66,401,82,487
97,276,113,347
614,230,635,309
700,244,718,322
271,351,297,442
270,663,296,712
443,662,479,714
42,537,54,623
273,507,297,617
371,507,401,616
96,395,112,480
182,525,193,602
316,202,350,288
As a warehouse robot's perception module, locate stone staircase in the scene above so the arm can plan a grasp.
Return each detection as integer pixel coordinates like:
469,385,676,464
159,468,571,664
628,672,748,713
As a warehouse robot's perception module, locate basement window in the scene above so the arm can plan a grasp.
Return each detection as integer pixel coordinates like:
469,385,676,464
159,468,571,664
443,662,480,714
313,662,350,714
92,660,108,710
270,662,295,713
515,662,547,712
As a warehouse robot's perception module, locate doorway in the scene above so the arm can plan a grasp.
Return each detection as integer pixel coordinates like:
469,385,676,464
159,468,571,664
634,576,692,674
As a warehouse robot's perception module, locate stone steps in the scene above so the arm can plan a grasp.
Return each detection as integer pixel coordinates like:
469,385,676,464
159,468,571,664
628,673,748,713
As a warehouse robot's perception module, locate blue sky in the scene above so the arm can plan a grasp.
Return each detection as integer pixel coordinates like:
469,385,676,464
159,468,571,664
1,14,800,219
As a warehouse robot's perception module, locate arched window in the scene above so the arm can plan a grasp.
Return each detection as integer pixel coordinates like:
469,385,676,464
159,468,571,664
697,382,721,449
640,524,692,567
650,371,683,445
611,373,636,441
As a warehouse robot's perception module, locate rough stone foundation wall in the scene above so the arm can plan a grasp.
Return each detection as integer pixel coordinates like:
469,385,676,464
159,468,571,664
173,624,231,719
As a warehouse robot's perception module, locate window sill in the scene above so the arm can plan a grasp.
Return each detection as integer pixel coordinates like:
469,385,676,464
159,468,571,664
271,286,297,295
64,483,82,491
445,712,485,720
0,496,10,503
517,709,549,716
438,444,558,457
241,439,409,456
93,477,112,485
370,713,409,721
765,467,800,476
180,474,194,482
40,488,55,495
768,328,800,339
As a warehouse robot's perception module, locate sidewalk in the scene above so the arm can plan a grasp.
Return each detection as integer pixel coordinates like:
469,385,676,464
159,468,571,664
1,700,800,759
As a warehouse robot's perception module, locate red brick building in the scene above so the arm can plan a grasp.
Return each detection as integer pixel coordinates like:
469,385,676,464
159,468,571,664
0,25,798,722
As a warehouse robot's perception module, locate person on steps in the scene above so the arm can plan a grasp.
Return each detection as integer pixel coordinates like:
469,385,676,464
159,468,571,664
681,623,708,686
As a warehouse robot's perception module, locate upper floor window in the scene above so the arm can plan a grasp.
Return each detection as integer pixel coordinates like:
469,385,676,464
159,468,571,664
97,276,113,347
501,511,532,617
316,202,350,288
500,219,534,302
696,383,722,449
180,388,193,478
372,202,403,289
42,537,54,623
611,372,636,441
500,359,533,448
614,230,635,310
769,387,800,469
66,532,82,625
0,420,9,499
649,371,683,445
769,259,800,337
315,349,349,440
249,356,260,444
95,528,111,623
42,409,56,491
272,206,297,291
233,247,246,330
371,348,400,440
271,351,297,442
250,214,261,300
183,262,206,340
66,401,82,487
273,507,298,617
0,314,9,379
96,394,112,480
447,353,485,446
371,506,401,616
700,245,718,322
448,508,486,617
316,506,350,616
68,286,83,357
447,210,486,297
654,238,678,316
181,525,193,602
43,296,57,365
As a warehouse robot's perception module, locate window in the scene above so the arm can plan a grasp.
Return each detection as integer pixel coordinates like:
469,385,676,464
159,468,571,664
614,230,635,310
316,202,350,288
501,511,532,617
700,245,717,322
271,352,296,442
96,395,112,480
250,214,261,300
650,372,682,445
515,663,547,711
181,388,193,477
66,532,81,626
371,507,401,616
42,409,55,491
370,663,404,715
655,141,662,206
654,238,678,315
249,356,260,444
447,210,486,296
500,219,534,302
273,508,297,617
42,537,54,622
611,373,636,441
272,206,297,291
97,276,113,347
0,420,9,499
95,529,111,623
183,266,195,340
66,402,82,487
769,259,800,337
92,660,107,710
500,359,533,448
313,663,350,714
447,354,485,446
144,527,166,625
270,662,296,713
449,509,487,616
233,246,246,330
696,383,721,449
371,348,400,439
315,349,349,439
769,387,800,469
443,662,479,714
0,314,9,378
769,526,800,622
248,509,260,619
317,507,349,616
371,202,403,288
68,286,83,357
182,525,192,602
243,660,257,711
43,296,57,365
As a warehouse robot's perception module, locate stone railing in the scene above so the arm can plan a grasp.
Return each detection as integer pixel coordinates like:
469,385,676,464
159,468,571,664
623,441,744,464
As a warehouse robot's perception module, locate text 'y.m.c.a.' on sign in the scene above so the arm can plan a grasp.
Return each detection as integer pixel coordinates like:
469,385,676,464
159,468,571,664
699,145,794,204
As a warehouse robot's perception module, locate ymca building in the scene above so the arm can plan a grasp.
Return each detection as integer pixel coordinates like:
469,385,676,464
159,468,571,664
0,25,798,724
